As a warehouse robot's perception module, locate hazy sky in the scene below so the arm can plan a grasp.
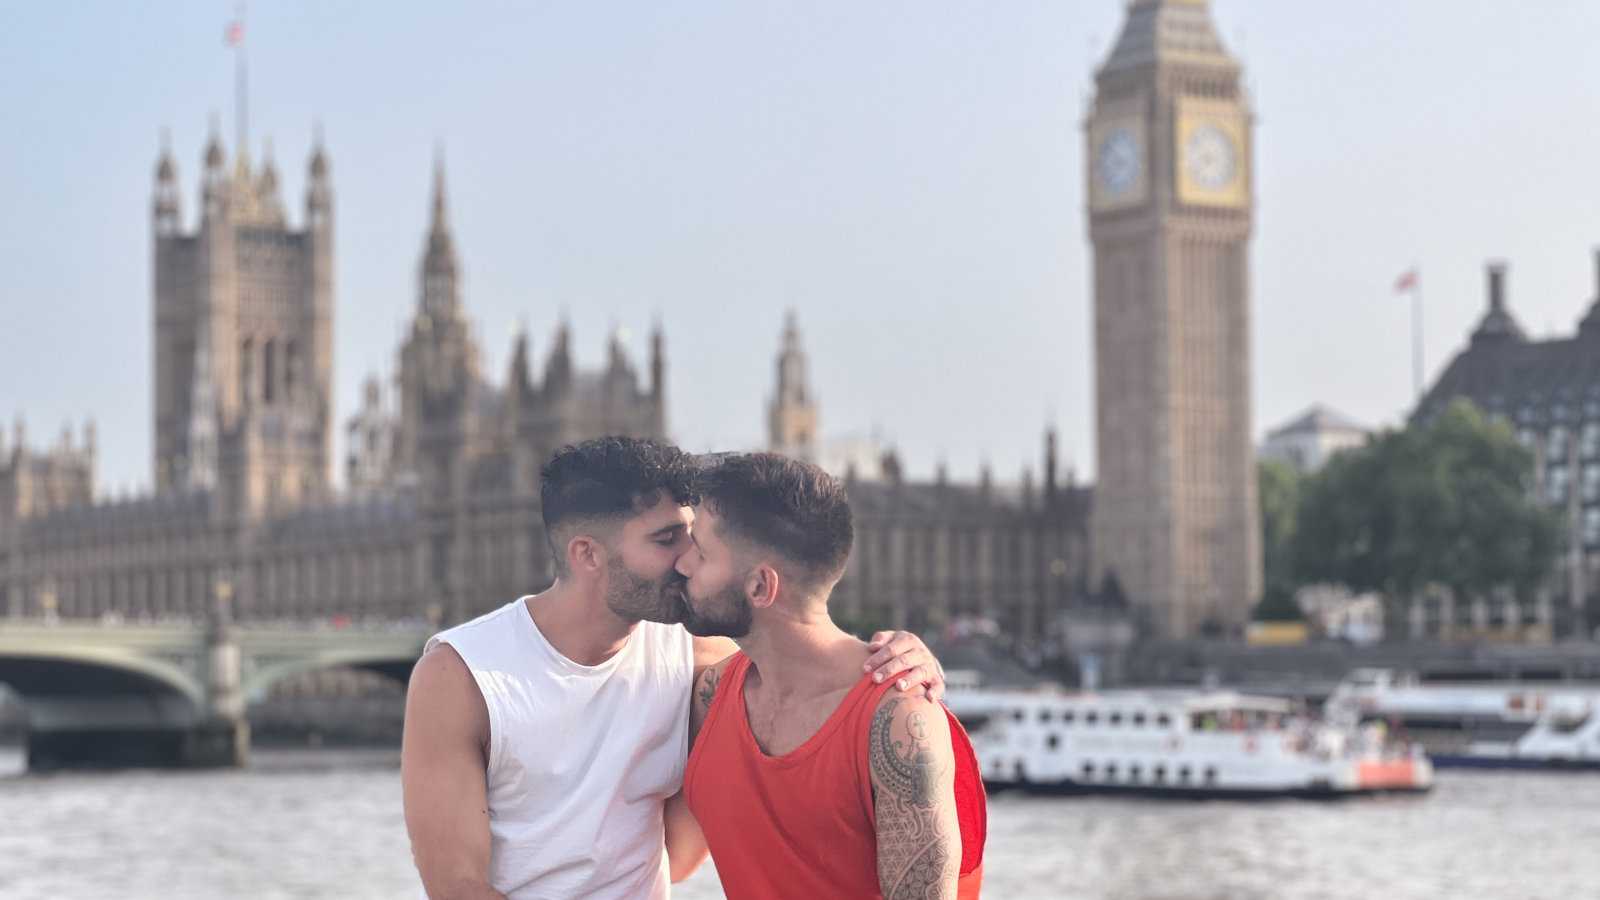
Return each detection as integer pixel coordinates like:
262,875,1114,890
4,1,1600,495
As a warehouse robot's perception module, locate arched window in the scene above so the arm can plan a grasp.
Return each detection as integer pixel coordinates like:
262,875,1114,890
263,339,277,403
240,338,254,402
284,339,299,399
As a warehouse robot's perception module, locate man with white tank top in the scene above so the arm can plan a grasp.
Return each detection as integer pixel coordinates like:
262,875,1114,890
401,437,946,900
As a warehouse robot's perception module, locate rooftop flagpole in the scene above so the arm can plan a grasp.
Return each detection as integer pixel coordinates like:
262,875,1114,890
227,4,247,160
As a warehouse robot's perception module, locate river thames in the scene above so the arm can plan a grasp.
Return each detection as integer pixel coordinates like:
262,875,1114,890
0,747,1593,899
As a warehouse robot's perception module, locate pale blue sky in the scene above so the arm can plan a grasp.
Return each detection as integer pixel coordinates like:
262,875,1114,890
4,1,1600,494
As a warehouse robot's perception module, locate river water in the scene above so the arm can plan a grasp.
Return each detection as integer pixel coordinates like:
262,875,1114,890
0,746,1594,899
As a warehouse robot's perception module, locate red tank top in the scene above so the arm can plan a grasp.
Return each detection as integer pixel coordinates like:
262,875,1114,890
684,652,986,899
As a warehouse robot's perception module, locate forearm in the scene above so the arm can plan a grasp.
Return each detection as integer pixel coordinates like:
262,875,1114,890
419,875,508,900
663,790,710,882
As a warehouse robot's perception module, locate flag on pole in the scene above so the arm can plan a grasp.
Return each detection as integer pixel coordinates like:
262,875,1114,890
1395,268,1419,293
225,20,244,47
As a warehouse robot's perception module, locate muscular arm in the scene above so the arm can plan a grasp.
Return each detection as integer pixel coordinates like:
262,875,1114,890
870,694,961,900
663,637,737,882
401,644,507,900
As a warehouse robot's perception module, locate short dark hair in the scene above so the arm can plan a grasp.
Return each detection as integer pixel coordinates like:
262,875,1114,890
696,453,854,589
540,437,698,572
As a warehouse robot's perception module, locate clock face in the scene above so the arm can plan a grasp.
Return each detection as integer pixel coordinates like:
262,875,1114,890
1095,127,1140,197
1183,125,1237,190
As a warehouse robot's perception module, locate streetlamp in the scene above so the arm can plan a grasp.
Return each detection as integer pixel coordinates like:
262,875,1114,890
38,578,58,623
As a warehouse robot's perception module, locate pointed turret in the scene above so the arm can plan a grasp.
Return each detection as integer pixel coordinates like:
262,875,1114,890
650,318,666,401
767,310,818,461
544,318,573,394
419,152,459,317
306,127,332,229
1577,250,1600,341
1044,426,1059,506
1470,262,1527,347
1099,0,1237,77
154,130,181,236
202,117,228,220
242,139,284,225
508,325,533,399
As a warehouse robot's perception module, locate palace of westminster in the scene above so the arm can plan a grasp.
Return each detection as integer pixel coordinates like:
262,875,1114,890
0,106,1091,639
5,1,1590,648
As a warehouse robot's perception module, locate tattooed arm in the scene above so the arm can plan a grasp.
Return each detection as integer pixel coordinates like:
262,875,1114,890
689,637,736,747
870,693,961,900
665,639,737,882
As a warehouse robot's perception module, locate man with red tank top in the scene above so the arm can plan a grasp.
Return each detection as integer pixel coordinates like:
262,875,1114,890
670,453,986,899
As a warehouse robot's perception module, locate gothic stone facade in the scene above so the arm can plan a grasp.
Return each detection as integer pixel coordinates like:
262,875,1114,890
1414,255,1600,641
1085,0,1262,638
1,135,663,630
1,132,1090,652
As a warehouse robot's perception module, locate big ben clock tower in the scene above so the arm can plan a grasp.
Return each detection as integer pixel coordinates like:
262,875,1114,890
1086,0,1261,638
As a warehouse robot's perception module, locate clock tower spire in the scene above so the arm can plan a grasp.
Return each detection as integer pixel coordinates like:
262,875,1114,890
1085,0,1262,638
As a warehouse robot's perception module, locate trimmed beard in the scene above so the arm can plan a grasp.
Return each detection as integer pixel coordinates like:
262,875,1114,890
680,579,754,638
605,554,681,624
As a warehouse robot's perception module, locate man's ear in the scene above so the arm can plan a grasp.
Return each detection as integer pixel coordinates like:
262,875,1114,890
567,534,606,576
747,564,780,610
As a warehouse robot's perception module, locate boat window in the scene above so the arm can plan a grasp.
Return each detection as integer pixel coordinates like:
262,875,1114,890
1011,709,1024,723
1108,711,1123,726
1178,766,1191,782
1046,734,1060,751
1129,764,1142,782
1153,765,1167,782
1552,712,1592,734
1039,709,1053,723
1062,710,1076,725
1156,713,1171,728
1085,711,1099,725
1204,766,1218,784
1132,712,1147,727
1081,762,1095,779
1105,763,1118,779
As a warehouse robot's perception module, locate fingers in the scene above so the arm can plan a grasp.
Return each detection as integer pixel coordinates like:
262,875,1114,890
885,664,930,693
866,630,894,649
864,647,930,685
861,631,919,674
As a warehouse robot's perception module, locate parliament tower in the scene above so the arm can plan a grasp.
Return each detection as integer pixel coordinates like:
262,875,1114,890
151,125,334,516
1086,0,1262,637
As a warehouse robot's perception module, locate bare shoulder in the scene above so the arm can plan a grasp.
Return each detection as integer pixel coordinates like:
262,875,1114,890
692,651,738,714
690,635,740,670
688,650,740,747
869,691,955,800
405,643,489,745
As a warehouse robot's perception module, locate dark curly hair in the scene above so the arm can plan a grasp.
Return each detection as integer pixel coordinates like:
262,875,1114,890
540,437,698,573
696,452,854,589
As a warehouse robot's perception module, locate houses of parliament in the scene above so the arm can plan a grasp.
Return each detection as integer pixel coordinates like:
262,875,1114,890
0,0,1267,647
0,129,1089,645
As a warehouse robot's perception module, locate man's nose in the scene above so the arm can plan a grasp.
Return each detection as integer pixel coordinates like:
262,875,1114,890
674,553,693,578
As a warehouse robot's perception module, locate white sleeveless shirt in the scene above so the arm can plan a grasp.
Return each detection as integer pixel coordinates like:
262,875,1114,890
425,596,694,900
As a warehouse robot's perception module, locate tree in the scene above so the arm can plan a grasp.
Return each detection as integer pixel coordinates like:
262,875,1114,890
1292,398,1563,631
1254,459,1303,621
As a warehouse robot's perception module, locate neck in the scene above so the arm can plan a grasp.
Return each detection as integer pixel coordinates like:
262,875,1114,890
526,577,638,666
736,599,856,698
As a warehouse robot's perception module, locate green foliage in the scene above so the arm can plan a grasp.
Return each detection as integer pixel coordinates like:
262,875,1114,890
1291,399,1563,615
1254,583,1305,623
1255,459,1302,621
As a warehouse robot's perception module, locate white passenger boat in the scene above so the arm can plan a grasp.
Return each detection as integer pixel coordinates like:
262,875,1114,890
1325,668,1600,769
947,686,1432,798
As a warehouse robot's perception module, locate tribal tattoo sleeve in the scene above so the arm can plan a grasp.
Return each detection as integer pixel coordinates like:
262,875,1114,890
870,695,960,900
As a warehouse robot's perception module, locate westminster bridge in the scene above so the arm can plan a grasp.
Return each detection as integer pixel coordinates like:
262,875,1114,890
0,612,430,770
